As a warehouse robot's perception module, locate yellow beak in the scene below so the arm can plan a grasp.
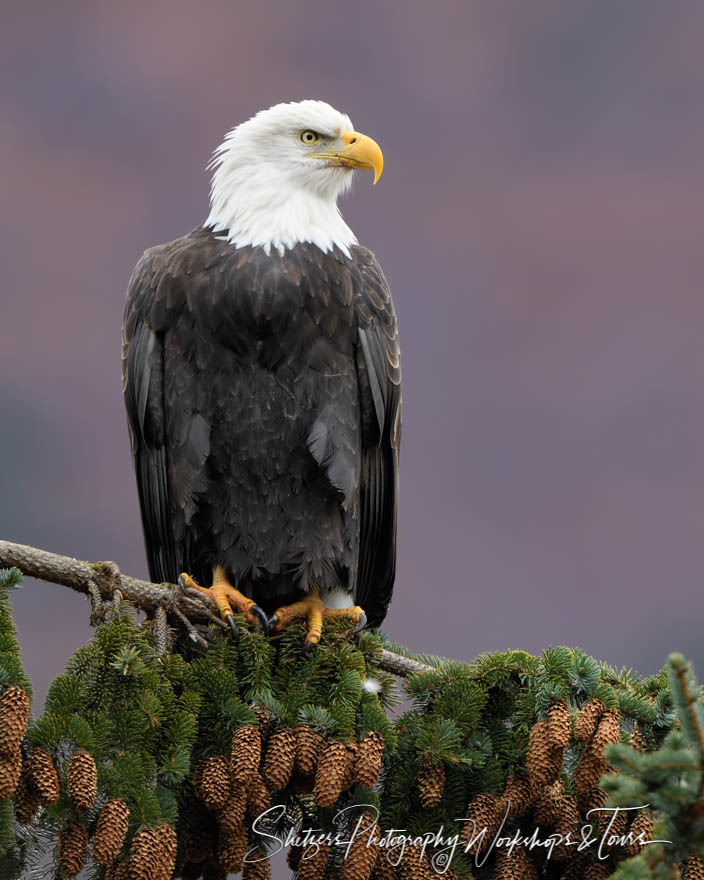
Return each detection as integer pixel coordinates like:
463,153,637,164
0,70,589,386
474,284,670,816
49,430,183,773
311,130,384,184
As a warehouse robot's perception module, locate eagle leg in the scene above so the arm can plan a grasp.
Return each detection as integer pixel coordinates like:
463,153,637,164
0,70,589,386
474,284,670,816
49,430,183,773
269,588,366,650
178,566,269,637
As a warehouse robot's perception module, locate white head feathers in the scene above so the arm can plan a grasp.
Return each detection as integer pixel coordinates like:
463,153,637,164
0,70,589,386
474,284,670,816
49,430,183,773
205,100,360,256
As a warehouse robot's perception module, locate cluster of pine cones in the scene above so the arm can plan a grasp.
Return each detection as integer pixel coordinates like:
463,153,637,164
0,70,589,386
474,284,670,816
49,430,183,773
446,700,657,879
187,716,387,879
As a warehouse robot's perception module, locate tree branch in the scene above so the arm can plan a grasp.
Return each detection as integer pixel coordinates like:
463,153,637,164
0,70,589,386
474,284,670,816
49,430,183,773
0,539,431,676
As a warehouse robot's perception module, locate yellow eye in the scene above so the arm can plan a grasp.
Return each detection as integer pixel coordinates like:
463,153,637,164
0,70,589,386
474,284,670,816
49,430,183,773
300,130,320,144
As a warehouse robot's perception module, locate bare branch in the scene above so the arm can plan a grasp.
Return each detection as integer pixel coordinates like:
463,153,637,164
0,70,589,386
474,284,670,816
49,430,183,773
0,539,432,675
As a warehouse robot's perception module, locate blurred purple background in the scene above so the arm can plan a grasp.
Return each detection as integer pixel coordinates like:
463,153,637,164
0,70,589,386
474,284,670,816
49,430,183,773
3,0,704,716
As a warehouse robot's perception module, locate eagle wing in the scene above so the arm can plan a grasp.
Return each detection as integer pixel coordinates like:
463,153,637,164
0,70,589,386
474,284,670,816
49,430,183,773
353,248,402,627
123,246,211,584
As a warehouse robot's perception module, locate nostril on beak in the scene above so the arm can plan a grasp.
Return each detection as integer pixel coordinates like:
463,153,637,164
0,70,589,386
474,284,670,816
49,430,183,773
348,136,357,145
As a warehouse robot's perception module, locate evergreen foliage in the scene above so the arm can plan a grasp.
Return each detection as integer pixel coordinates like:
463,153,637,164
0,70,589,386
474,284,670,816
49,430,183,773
0,570,702,878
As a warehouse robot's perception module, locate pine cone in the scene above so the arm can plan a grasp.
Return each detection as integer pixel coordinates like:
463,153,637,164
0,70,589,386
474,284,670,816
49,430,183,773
231,724,262,785
105,861,130,880
684,857,704,880
295,724,325,776
574,748,609,797
503,774,532,817
591,708,621,754
93,798,130,865
251,706,271,737
13,760,40,824
552,794,579,860
494,846,538,879
584,863,612,880
199,755,231,810
246,771,271,818
417,753,445,808
262,726,296,790
461,793,504,852
526,721,563,790
67,748,98,811
315,740,347,808
0,749,22,799
354,731,385,788
630,724,645,752
0,685,29,756
623,810,655,857
129,827,165,880
299,842,330,880
153,824,177,880
398,843,434,880
58,820,88,878
341,741,358,791
341,812,379,880
574,699,605,742
547,699,572,748
533,779,564,827
598,805,628,849
27,746,59,806
370,856,397,880
217,824,249,873
216,785,247,834
243,849,271,880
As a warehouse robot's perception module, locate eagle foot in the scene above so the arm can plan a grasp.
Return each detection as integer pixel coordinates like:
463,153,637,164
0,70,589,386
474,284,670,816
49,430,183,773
178,566,269,638
269,588,366,648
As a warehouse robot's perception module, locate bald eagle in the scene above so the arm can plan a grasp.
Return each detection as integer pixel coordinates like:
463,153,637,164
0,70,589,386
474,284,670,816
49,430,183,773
123,100,400,644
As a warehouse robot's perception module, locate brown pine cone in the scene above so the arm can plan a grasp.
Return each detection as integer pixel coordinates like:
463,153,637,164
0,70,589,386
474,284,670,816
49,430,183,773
533,779,564,827
243,849,271,880
370,856,397,880
93,798,130,865
105,861,130,880
341,741,359,791
591,708,622,754
299,842,330,880
684,857,704,880
251,706,271,737
13,760,40,824
494,845,538,879
262,726,296,790
231,724,262,785
67,748,98,811
397,843,434,880
574,748,609,797
199,755,230,810
129,828,164,880
354,731,385,788
0,749,22,799
623,810,655,857
630,724,645,752
341,812,379,880
0,685,29,756
315,740,347,808
27,746,59,806
216,785,247,834
552,794,579,860
417,753,445,808
526,720,563,790
154,823,177,880
598,806,629,849
295,724,325,776
575,699,606,742
503,774,532,817
58,820,88,878
547,699,572,748
217,823,249,874
461,793,505,852
246,771,271,818
584,862,612,880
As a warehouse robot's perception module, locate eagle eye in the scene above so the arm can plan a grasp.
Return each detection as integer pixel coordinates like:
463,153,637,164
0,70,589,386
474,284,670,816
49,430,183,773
300,130,321,145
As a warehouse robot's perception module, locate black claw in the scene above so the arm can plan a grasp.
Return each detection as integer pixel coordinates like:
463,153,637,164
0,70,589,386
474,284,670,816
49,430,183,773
225,614,239,639
303,640,317,653
355,613,367,633
177,575,188,596
251,605,270,636
268,613,279,629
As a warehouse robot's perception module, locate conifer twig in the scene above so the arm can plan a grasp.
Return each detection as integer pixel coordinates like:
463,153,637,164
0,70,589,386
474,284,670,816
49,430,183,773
0,538,431,676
